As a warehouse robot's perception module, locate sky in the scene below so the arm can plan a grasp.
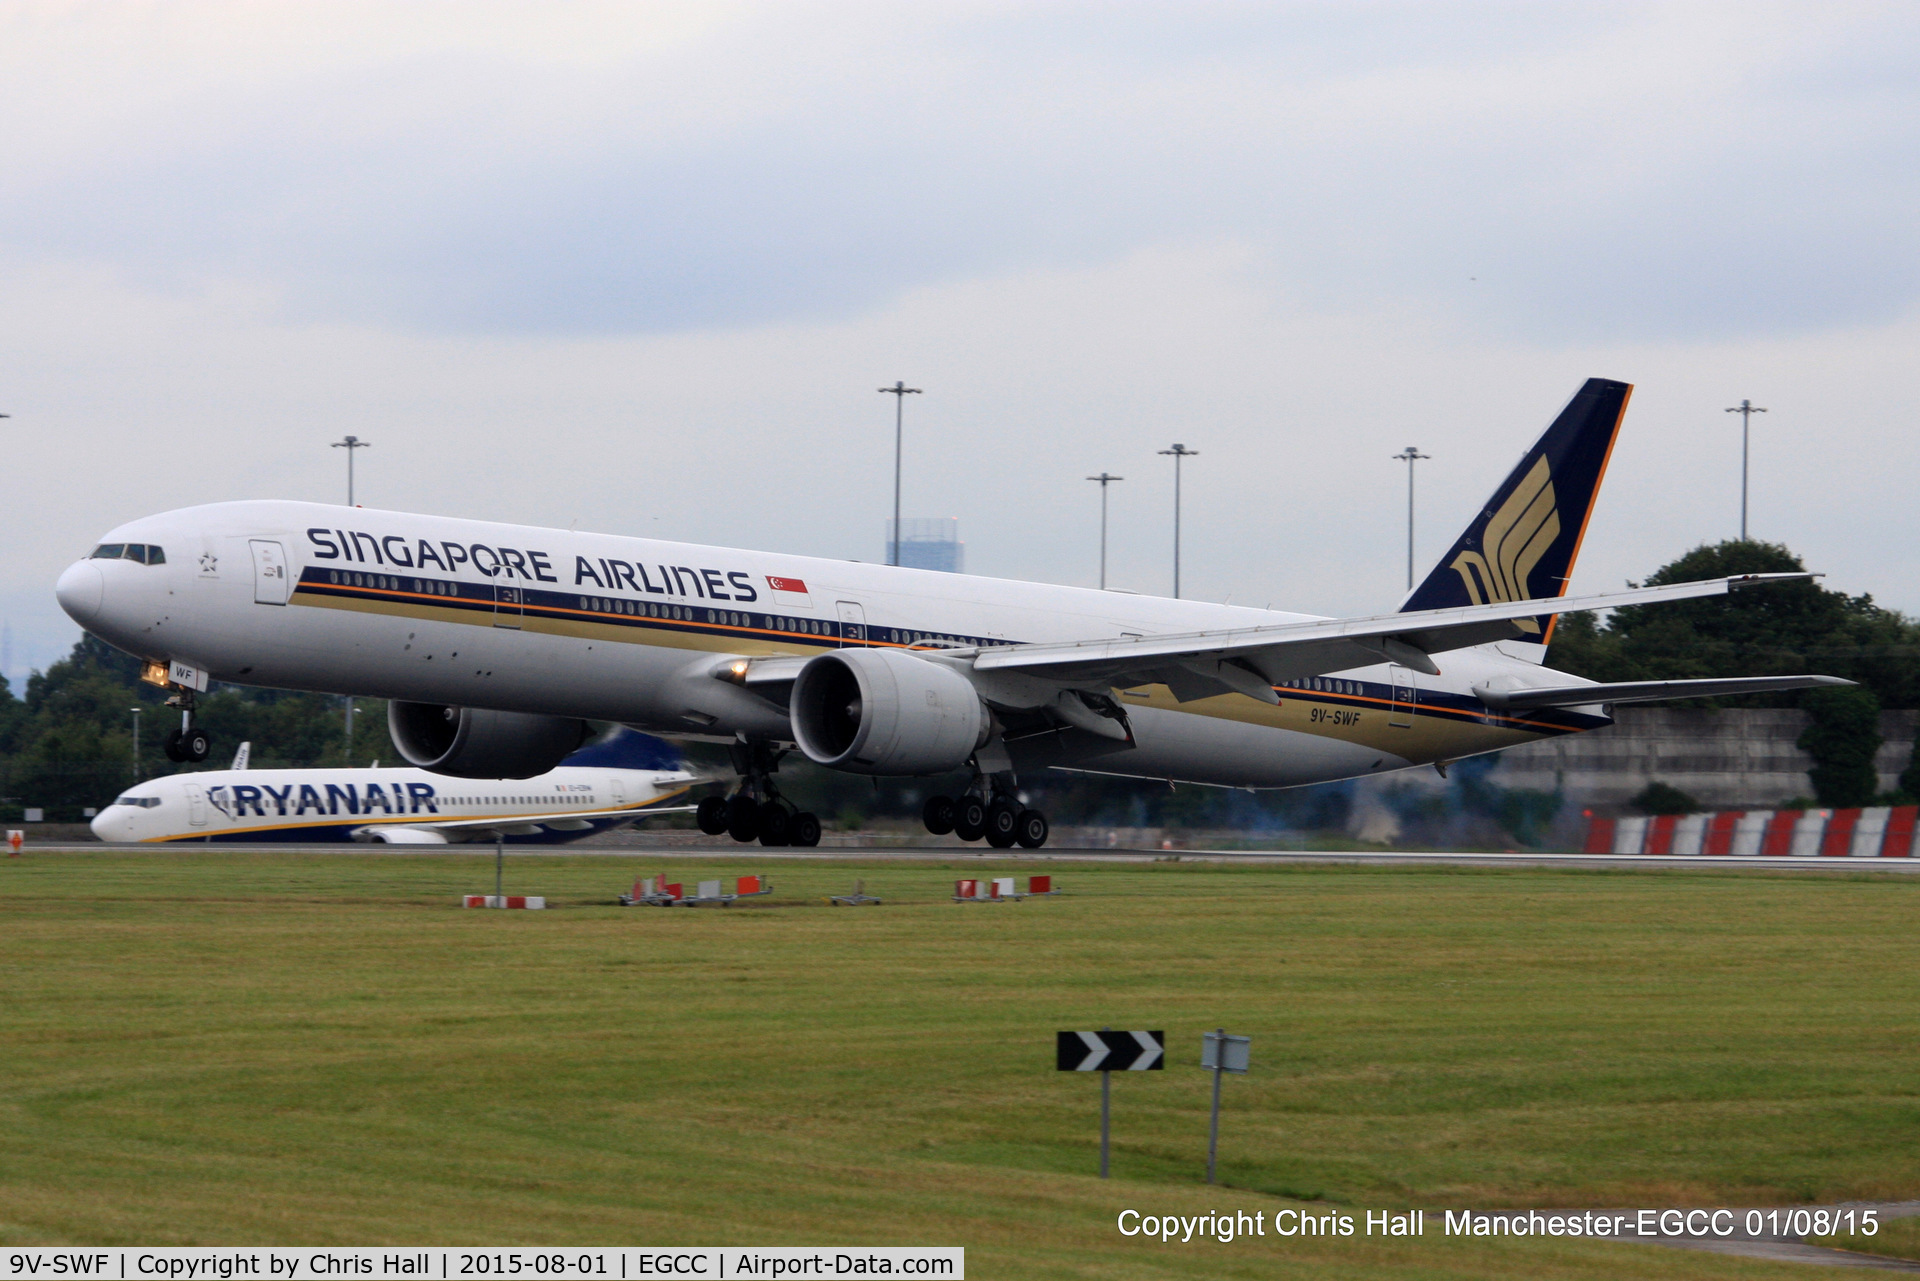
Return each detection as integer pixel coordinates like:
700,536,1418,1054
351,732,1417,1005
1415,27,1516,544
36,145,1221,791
2,1,1916,685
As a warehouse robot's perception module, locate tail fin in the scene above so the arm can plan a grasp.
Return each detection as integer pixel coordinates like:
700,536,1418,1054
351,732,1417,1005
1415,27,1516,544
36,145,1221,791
560,727,686,772
1400,377,1630,643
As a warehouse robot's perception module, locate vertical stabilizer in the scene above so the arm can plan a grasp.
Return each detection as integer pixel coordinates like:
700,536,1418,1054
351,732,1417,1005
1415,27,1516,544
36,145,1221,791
1400,378,1630,642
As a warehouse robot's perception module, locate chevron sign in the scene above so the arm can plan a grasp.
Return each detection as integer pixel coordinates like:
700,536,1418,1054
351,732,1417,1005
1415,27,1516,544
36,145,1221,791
1057,1030,1165,1071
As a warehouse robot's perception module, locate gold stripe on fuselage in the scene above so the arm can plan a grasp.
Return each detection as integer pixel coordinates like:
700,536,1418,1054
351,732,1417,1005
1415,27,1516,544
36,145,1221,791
291,585,1578,765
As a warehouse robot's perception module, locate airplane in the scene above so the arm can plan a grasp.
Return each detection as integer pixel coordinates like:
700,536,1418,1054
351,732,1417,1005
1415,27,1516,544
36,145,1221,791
90,727,704,844
56,378,1845,851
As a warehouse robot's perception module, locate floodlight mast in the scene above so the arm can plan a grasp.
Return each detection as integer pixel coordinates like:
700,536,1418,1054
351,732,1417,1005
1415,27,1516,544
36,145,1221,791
1158,444,1199,598
1086,473,1124,589
1725,399,1768,540
1393,447,1430,591
878,383,922,566
331,434,370,507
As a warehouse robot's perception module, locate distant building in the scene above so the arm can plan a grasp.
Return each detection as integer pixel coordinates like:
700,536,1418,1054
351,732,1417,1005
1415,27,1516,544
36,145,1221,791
887,518,965,574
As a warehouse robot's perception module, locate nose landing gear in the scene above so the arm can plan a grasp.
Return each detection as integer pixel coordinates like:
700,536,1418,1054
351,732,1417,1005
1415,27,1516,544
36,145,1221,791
161,692,211,764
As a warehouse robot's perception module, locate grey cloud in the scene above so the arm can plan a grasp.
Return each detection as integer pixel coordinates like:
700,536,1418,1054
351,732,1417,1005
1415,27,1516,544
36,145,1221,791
0,4,1914,342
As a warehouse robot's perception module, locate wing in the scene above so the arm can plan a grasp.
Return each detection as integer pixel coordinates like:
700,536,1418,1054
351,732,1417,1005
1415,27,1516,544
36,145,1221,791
1472,675,1852,710
354,803,698,842
967,572,1816,700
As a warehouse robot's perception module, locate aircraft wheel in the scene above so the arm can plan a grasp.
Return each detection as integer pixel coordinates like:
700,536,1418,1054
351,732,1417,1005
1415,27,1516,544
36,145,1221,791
163,729,186,763
1015,809,1049,850
726,794,760,843
696,796,730,836
789,812,822,847
952,796,987,842
922,795,956,836
757,802,791,847
183,728,212,763
984,799,1020,848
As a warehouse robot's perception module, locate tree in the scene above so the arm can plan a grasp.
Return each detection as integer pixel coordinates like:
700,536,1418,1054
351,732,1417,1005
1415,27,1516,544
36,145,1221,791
1798,685,1883,808
1549,540,1920,708
0,636,399,821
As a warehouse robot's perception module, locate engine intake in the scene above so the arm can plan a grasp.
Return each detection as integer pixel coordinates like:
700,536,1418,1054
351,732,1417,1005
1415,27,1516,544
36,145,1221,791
791,648,989,775
387,702,592,779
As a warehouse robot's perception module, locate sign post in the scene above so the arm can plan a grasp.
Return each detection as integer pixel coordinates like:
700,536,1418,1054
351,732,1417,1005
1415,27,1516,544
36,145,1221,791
1057,1028,1164,1178
1201,1028,1250,1184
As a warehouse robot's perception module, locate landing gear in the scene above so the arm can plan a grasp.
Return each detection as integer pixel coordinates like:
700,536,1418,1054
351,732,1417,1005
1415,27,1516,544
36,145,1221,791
921,748,1050,849
952,795,987,843
721,737,821,848
1015,809,1049,850
696,796,730,836
161,693,211,764
984,798,1020,849
922,795,956,836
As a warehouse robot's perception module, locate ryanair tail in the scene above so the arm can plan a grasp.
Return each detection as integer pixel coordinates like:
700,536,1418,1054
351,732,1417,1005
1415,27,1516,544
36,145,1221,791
1400,378,1631,643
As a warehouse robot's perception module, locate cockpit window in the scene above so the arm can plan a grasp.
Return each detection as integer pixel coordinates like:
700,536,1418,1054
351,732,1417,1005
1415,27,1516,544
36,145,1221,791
112,794,161,808
90,544,165,565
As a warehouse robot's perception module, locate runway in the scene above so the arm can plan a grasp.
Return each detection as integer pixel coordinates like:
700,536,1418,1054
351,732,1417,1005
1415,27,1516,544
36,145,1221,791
39,839,1920,872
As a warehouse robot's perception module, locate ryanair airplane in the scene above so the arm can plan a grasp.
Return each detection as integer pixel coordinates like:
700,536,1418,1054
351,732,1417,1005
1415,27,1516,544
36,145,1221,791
57,379,1843,850
91,729,700,844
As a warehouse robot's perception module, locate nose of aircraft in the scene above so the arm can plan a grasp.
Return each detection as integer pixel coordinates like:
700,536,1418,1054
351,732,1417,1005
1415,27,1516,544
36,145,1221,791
56,560,105,629
90,808,128,842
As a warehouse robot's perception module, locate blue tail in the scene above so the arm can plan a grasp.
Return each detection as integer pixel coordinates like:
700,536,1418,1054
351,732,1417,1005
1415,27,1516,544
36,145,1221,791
561,727,686,772
1400,378,1631,642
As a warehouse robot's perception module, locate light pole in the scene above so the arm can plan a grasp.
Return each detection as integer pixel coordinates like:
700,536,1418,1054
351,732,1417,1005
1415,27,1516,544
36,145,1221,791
1724,399,1768,540
130,707,142,780
331,434,371,506
1392,446,1430,590
1086,473,1124,589
877,383,922,565
1158,444,1199,598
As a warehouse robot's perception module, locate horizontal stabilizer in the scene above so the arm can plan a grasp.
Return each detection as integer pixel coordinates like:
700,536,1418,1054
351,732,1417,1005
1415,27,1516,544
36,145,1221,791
1471,674,1854,710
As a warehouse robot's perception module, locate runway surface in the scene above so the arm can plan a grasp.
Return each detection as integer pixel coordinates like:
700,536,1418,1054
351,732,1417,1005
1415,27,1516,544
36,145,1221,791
38,840,1920,871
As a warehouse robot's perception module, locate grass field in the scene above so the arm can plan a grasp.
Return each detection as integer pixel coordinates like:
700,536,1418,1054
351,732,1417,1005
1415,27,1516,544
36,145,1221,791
4,849,1919,1278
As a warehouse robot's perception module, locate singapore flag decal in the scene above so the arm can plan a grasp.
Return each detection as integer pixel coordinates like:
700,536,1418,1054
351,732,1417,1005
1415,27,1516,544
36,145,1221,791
767,575,812,607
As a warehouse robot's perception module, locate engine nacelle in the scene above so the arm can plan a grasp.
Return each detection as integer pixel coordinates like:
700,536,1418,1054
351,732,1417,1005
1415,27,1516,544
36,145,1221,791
790,648,990,775
387,702,592,779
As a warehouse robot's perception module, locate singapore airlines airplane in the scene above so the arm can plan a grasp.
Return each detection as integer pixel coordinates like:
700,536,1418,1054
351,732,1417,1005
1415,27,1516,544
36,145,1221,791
91,729,702,844
57,379,1842,850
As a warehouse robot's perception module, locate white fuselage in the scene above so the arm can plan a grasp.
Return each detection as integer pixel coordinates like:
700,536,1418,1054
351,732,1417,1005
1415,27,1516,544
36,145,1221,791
92,760,698,844
58,500,1608,791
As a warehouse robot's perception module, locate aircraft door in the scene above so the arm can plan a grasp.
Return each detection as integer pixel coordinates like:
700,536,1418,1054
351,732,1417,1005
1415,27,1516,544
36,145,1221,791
249,540,290,605
185,784,208,827
1389,666,1415,728
836,601,867,647
608,776,627,808
494,582,524,629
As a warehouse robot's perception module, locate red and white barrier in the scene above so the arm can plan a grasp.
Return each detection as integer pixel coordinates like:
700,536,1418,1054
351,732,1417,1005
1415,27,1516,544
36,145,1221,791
619,874,770,907
1585,806,1919,857
463,894,547,909
952,876,1059,902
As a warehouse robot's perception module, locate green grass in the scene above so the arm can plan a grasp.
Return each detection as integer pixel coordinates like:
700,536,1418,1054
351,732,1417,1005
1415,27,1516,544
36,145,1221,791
3,850,1917,1279
1810,1215,1920,1261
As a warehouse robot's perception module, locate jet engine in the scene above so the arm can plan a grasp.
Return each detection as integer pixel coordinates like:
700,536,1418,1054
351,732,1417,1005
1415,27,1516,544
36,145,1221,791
387,702,592,779
790,648,990,775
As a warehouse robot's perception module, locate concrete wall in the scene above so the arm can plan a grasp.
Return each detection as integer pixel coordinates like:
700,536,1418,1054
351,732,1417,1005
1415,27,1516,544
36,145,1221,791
1490,708,1920,811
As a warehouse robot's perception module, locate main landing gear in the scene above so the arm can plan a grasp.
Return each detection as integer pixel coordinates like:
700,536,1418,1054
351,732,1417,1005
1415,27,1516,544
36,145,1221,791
695,738,821,848
922,775,1049,850
162,692,211,764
